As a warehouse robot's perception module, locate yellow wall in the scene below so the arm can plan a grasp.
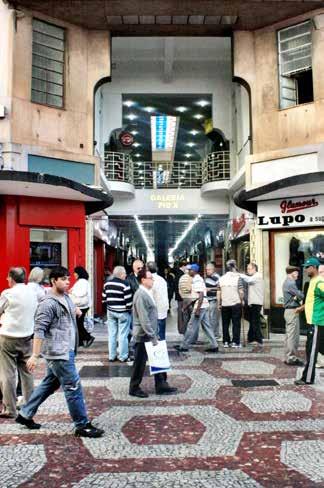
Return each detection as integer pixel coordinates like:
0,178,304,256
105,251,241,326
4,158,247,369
234,11,324,155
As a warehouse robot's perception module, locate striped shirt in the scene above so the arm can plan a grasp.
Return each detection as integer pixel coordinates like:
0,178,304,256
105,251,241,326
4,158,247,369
102,277,132,313
205,273,220,300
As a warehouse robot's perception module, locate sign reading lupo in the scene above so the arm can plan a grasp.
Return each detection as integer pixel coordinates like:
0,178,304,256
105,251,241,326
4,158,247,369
258,196,324,228
150,193,185,209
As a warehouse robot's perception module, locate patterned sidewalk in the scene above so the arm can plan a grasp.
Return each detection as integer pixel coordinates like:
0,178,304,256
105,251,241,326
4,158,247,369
1,321,324,488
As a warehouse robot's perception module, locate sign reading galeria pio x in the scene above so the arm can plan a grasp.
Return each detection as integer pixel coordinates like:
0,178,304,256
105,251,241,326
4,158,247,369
257,196,324,228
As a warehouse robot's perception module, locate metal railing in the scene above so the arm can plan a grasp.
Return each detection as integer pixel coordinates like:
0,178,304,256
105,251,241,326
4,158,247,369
102,150,230,189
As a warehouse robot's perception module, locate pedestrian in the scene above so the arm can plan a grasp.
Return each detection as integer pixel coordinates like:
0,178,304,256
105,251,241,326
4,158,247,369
174,261,187,334
164,266,175,310
128,259,144,295
102,266,132,362
295,257,324,385
240,263,264,348
217,259,244,348
147,262,169,341
69,266,94,348
175,264,218,353
282,265,304,366
27,267,46,302
205,263,221,339
15,266,104,437
178,265,194,334
0,267,38,418
129,268,177,398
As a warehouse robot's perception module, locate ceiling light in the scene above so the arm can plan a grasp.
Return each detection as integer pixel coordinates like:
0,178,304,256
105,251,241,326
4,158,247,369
124,100,135,107
144,106,155,113
133,142,140,147
131,130,138,135
134,215,154,261
190,130,199,136
185,153,192,158
196,100,209,107
184,162,189,166
176,106,187,113
193,114,204,120
151,115,178,152
135,153,141,157
126,114,137,120
168,216,199,259
187,142,196,147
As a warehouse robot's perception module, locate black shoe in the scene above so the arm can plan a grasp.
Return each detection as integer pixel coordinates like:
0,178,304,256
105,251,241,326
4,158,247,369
109,358,117,362
156,386,178,395
15,414,41,429
205,347,219,353
75,422,104,438
0,412,15,419
294,379,313,386
129,388,149,398
84,336,95,348
174,345,189,352
293,359,304,366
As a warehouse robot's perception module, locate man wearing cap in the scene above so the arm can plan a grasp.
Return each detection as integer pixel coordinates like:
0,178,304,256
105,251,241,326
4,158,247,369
282,266,304,366
295,257,324,385
175,264,218,353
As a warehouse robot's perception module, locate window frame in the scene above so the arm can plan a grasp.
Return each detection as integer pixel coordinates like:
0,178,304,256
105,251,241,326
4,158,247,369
31,18,66,110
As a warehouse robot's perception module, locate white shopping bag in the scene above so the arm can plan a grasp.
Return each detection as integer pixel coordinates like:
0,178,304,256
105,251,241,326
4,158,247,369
145,340,171,375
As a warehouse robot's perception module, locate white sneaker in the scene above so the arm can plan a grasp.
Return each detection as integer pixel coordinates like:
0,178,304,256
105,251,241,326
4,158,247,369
16,396,24,408
232,343,242,349
223,342,229,348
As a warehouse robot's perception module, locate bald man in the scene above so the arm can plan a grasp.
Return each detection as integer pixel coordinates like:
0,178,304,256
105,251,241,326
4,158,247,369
128,260,144,296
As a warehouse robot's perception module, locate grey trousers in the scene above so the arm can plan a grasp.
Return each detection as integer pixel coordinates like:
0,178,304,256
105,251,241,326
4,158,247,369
284,309,300,363
208,300,220,338
0,335,34,416
181,308,218,349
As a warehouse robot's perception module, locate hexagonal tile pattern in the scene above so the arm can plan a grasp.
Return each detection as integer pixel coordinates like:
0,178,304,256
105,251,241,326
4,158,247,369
241,391,312,413
0,444,47,487
221,360,276,375
281,440,324,483
82,405,244,459
74,469,263,487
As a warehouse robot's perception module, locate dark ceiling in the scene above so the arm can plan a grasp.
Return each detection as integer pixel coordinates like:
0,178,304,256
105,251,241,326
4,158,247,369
121,94,213,162
9,1,324,34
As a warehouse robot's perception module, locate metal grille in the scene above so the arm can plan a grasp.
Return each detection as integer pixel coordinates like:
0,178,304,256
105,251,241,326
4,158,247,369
31,19,65,108
202,151,231,182
103,151,133,183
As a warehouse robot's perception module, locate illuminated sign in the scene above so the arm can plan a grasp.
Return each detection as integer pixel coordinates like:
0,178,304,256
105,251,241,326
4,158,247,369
150,193,185,209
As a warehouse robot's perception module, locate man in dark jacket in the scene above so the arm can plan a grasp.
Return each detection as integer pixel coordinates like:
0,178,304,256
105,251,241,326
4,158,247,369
129,268,177,398
15,266,104,438
127,259,144,296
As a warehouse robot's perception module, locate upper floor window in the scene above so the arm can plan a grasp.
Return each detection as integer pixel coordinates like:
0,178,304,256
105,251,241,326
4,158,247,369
278,20,313,109
31,19,65,108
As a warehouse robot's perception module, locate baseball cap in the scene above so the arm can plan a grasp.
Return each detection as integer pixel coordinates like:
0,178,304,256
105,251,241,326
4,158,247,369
302,257,320,268
189,264,200,272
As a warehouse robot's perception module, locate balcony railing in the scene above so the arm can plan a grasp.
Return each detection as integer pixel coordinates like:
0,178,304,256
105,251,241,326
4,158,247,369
102,151,230,189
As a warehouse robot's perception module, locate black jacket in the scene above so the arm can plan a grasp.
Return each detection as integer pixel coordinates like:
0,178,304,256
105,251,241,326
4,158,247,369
127,273,139,295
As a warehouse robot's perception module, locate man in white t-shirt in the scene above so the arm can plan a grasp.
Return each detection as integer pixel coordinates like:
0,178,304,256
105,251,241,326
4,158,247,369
175,264,218,353
147,262,169,340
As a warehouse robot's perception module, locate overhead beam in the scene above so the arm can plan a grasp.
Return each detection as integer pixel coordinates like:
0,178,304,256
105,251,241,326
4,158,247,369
163,37,175,83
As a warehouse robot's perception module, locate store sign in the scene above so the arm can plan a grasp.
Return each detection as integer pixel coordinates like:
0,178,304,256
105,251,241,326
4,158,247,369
150,193,185,209
119,131,134,147
258,196,324,228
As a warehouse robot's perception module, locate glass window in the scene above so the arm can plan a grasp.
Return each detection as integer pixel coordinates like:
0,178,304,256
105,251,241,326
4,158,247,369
272,229,324,304
31,19,65,108
277,21,313,109
30,229,68,283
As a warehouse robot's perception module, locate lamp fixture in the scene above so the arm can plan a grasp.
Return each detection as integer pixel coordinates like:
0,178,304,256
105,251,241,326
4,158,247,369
126,114,137,120
144,106,155,113
133,142,140,147
185,153,192,158
131,130,138,135
196,100,209,107
135,215,154,261
176,106,188,113
190,130,199,136
187,142,195,147
193,114,204,120
124,100,135,107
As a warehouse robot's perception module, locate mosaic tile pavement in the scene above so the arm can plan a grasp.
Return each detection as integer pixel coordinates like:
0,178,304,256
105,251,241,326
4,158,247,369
1,329,324,488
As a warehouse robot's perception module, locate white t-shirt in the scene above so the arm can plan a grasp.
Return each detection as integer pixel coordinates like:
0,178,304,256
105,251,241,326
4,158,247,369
70,278,91,309
192,275,209,310
152,273,169,320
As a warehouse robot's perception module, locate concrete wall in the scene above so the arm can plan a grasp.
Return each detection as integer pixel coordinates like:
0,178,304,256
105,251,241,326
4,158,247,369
0,0,111,180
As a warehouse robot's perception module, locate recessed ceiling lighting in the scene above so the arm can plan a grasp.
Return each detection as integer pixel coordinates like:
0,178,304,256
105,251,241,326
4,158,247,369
190,130,199,136
126,114,137,120
144,106,155,113
131,130,138,136
193,114,204,120
133,142,140,147
187,142,196,147
184,162,189,166
176,106,188,112
196,99,209,107
135,153,141,157
124,100,135,107
185,153,192,158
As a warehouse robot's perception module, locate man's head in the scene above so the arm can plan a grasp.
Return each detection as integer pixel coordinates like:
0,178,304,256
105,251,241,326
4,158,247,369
319,264,324,278
132,259,144,276
303,257,320,278
206,263,215,277
286,266,299,281
247,262,258,276
147,261,157,274
188,263,199,277
226,259,237,272
49,266,70,294
7,267,26,287
137,268,153,290
179,260,187,272
113,266,126,280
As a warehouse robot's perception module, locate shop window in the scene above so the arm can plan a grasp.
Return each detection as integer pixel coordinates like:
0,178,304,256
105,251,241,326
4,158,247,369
278,20,313,109
31,19,65,108
30,229,68,282
272,229,324,305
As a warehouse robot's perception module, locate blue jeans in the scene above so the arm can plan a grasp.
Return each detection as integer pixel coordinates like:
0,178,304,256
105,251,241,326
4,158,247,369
20,351,88,428
107,310,131,360
158,318,166,341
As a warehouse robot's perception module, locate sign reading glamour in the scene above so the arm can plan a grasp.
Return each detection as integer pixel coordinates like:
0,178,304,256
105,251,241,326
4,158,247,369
258,195,324,228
